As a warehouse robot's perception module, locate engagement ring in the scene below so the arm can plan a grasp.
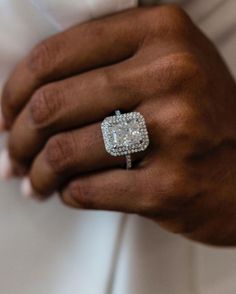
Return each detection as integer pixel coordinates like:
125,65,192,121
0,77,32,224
101,110,149,169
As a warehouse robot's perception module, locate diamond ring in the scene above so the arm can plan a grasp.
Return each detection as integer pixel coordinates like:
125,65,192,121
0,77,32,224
101,110,150,169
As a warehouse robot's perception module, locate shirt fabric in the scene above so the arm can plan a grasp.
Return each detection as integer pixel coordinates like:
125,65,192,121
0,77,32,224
0,1,236,294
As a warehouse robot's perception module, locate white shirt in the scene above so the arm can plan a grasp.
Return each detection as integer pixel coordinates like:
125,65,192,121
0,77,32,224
0,1,236,293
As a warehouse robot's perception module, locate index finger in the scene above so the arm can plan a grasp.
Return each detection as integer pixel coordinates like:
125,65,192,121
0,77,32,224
1,8,146,127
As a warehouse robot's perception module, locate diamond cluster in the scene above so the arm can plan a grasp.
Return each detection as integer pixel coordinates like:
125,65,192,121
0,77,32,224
101,111,149,156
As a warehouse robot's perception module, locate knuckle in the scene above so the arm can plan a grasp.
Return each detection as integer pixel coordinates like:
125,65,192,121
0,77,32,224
166,173,188,198
61,189,80,208
28,41,52,79
27,38,64,80
102,68,130,104
137,168,200,216
163,5,188,20
161,101,198,139
162,53,204,86
173,105,197,135
138,170,193,214
99,68,136,107
30,86,63,127
64,181,94,209
45,134,76,174
101,67,120,92
161,5,191,33
104,63,150,106
171,52,195,72
162,101,213,154
146,5,191,35
144,53,204,93
138,172,162,215
176,53,207,87
159,170,197,208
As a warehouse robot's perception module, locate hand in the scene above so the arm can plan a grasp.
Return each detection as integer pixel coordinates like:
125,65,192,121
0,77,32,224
1,6,236,246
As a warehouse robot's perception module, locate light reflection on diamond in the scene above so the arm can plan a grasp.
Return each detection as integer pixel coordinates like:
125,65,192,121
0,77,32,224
112,119,143,147
101,112,149,156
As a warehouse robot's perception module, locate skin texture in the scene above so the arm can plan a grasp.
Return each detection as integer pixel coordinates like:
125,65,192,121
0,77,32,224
1,5,236,246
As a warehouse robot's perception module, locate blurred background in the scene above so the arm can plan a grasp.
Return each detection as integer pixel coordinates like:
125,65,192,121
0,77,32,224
165,0,236,77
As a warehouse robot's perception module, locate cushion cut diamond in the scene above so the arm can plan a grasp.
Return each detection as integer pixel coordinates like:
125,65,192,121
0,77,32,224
101,112,149,156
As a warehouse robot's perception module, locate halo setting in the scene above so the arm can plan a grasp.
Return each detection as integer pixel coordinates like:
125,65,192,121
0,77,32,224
101,111,149,157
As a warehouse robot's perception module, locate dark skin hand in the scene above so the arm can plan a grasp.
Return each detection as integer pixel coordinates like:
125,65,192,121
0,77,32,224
1,5,236,246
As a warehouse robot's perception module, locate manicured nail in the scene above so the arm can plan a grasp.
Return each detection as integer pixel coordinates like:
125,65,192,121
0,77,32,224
0,149,13,180
21,177,44,200
21,177,35,198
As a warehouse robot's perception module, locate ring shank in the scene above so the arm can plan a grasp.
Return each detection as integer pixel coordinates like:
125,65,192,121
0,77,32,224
126,155,132,169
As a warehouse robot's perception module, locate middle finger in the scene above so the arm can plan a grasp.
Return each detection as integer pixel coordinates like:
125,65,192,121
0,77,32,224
8,60,140,169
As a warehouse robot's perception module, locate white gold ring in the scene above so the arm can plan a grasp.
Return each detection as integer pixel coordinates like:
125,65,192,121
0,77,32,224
101,110,150,169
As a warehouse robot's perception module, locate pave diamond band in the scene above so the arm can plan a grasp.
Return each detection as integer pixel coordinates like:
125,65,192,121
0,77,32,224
101,110,150,169
125,154,132,169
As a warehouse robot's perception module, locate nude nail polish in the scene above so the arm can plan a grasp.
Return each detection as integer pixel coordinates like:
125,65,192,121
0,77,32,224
21,177,44,200
21,177,35,198
0,149,13,180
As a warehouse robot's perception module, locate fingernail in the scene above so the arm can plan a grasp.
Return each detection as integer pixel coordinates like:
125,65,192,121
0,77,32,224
21,177,44,200
21,177,35,198
0,149,13,180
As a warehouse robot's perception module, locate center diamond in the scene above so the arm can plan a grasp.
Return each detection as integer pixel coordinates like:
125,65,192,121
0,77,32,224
101,112,149,156
112,120,143,147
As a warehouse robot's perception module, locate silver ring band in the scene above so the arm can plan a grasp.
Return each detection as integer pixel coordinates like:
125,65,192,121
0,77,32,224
126,154,132,169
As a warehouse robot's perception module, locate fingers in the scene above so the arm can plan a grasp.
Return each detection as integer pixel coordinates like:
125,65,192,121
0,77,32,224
25,142,199,216
8,60,140,168
28,66,139,130
1,8,145,127
60,169,146,213
27,123,145,196
59,153,199,214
